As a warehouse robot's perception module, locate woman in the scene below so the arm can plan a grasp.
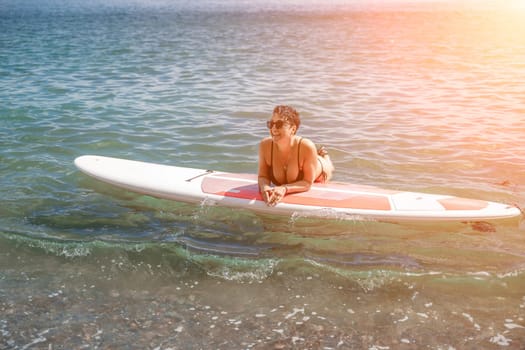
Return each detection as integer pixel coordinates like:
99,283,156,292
258,105,334,207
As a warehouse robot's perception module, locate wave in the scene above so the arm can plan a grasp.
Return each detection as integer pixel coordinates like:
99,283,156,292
2,230,525,291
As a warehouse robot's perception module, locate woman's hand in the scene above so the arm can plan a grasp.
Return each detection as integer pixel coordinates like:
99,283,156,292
264,185,287,207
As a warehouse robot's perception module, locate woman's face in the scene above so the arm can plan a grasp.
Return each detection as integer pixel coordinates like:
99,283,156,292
267,113,296,139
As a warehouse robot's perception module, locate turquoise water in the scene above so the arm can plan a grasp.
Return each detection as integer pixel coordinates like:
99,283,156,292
2,0,525,348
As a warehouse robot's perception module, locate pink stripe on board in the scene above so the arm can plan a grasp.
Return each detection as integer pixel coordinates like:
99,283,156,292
438,197,488,211
202,174,392,210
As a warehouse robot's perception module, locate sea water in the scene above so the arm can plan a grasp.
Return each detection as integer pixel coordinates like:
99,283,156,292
1,0,525,348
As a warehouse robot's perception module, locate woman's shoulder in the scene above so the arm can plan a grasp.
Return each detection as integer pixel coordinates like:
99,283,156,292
259,137,273,150
298,136,316,150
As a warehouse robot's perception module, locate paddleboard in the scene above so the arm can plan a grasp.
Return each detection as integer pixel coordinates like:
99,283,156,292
74,155,521,222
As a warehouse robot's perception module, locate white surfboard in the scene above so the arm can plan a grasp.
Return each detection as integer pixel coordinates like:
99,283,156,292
74,155,521,222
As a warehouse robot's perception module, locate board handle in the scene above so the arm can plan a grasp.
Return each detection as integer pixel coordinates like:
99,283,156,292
185,170,214,182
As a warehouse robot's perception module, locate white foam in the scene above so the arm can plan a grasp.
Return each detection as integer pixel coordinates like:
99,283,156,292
285,307,305,320
490,333,512,346
504,323,524,329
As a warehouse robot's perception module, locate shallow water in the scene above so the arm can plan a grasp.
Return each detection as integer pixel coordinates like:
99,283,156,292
1,0,525,348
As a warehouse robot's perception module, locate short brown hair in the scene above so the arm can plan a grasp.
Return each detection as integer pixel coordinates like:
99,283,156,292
273,105,300,130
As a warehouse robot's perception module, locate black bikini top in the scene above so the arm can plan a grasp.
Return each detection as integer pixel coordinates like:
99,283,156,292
269,137,304,186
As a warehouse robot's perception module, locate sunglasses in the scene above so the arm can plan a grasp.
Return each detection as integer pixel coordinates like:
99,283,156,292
266,120,288,129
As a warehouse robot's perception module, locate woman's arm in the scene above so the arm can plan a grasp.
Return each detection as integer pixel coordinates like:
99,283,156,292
258,139,273,204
